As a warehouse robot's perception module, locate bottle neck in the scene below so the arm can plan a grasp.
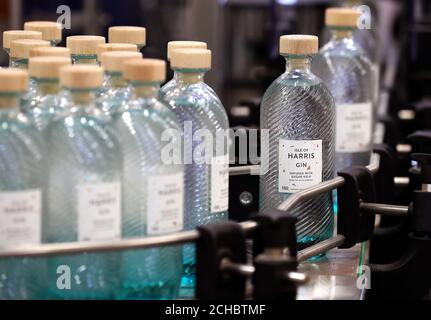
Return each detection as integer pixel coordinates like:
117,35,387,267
34,79,61,95
10,58,28,69
105,72,127,89
65,88,99,105
50,40,60,47
0,93,22,110
129,82,161,99
284,56,312,73
330,28,354,40
71,54,99,65
173,69,207,85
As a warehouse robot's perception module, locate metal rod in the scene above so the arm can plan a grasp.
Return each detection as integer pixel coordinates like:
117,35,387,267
297,235,346,263
394,176,410,187
277,177,345,212
360,202,409,216
286,272,309,284
0,221,257,259
367,153,381,175
396,144,412,154
229,165,260,176
221,259,255,277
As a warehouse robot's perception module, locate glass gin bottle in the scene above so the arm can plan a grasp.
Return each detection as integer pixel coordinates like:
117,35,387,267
96,43,138,66
98,51,142,116
2,30,42,66
26,56,71,132
260,35,335,250
67,35,106,65
115,59,184,300
313,8,375,170
164,49,230,290
9,39,50,99
108,26,147,52
160,41,207,101
24,21,62,47
44,65,122,299
0,69,45,300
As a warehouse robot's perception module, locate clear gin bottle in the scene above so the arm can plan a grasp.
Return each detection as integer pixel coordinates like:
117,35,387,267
163,49,230,289
115,59,184,300
260,35,335,251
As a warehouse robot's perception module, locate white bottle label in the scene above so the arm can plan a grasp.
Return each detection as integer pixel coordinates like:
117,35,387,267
211,155,230,213
0,189,42,248
336,102,373,153
279,140,323,193
77,182,122,242
147,172,184,235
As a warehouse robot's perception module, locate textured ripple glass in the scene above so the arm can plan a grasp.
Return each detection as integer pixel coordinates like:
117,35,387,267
10,59,36,104
162,70,230,289
25,79,67,133
98,72,131,117
44,89,122,299
260,56,335,250
0,94,45,300
313,29,375,170
114,83,184,300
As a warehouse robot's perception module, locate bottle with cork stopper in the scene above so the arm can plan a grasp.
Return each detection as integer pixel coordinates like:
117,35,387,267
98,50,142,116
165,48,230,292
10,39,51,95
313,8,375,171
160,41,208,100
24,21,62,46
44,64,121,299
29,46,71,59
260,34,336,254
108,26,146,51
0,68,45,300
96,43,138,65
9,39,50,68
26,56,71,132
115,58,184,299
2,30,42,56
66,35,106,65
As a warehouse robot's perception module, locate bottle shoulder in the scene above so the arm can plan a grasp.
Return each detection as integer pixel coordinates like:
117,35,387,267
316,40,373,68
263,71,330,100
116,98,175,131
164,83,229,129
262,72,335,114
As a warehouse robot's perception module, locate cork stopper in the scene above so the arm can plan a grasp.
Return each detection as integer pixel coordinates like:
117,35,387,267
24,21,62,42
30,46,71,58
11,39,51,59
97,43,138,61
0,69,28,92
66,35,106,56
170,49,211,70
123,59,166,82
3,30,42,50
279,35,318,55
60,65,104,89
325,8,360,27
29,57,71,79
100,51,143,72
109,26,146,46
167,41,207,61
